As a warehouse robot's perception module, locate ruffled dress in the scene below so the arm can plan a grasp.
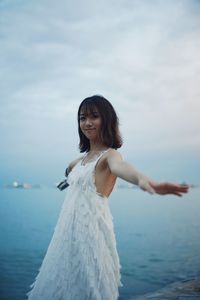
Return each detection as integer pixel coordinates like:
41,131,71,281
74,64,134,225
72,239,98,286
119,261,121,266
27,149,122,300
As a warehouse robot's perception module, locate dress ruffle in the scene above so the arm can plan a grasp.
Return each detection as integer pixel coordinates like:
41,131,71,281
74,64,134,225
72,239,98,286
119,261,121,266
27,150,122,300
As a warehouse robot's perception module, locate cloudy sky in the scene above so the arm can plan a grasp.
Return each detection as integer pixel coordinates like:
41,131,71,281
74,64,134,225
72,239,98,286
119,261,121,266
1,0,200,185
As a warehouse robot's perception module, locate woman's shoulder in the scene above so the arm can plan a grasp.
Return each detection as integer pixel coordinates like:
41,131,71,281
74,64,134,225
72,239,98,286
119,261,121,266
106,148,123,160
68,155,84,171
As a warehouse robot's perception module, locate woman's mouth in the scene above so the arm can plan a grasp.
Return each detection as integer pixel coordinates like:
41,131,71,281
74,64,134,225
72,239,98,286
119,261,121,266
85,128,95,131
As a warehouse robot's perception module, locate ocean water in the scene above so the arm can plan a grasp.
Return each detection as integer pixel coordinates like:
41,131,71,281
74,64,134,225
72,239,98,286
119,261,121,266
0,186,200,300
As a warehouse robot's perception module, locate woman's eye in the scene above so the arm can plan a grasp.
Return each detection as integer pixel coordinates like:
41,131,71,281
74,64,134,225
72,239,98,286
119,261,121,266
92,114,99,118
79,116,85,121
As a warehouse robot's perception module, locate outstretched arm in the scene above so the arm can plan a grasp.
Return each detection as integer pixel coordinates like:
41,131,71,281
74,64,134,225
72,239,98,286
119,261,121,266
107,150,189,196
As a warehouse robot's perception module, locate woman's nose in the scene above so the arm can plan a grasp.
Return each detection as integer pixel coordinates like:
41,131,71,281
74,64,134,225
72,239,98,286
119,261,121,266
85,118,92,126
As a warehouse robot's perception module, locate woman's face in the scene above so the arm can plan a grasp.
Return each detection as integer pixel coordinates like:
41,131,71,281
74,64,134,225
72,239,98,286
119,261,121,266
79,106,102,142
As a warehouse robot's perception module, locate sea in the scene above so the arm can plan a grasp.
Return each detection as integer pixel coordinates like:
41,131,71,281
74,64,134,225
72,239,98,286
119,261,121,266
0,186,200,300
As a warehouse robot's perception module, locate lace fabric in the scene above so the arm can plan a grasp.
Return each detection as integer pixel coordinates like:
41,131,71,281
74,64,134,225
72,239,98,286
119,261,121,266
27,149,122,300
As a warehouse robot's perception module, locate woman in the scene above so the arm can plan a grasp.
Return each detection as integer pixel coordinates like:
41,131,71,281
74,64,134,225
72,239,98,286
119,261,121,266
27,95,188,300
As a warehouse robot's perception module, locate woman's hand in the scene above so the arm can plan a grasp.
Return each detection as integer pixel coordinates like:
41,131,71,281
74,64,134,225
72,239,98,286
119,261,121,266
149,181,189,197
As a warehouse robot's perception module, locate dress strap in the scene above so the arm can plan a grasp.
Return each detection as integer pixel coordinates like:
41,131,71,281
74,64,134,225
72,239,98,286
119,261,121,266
94,148,110,166
81,148,110,166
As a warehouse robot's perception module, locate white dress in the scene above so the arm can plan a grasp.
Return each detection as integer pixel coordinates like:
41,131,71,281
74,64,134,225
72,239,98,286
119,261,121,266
27,149,122,300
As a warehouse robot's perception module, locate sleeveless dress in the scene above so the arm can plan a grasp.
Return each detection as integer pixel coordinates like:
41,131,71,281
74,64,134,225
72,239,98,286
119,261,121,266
27,149,122,300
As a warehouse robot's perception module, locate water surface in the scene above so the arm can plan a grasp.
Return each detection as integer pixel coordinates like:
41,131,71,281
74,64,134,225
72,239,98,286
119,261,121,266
0,187,199,299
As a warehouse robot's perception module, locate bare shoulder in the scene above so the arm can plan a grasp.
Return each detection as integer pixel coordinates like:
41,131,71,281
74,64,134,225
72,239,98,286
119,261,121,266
106,148,123,162
68,156,83,171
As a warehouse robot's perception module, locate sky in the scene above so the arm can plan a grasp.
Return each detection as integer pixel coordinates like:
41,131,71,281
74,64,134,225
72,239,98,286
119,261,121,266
0,0,200,186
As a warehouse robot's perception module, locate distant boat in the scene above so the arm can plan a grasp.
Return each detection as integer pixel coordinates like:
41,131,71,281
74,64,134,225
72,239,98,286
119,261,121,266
23,183,32,189
12,181,23,188
5,181,41,189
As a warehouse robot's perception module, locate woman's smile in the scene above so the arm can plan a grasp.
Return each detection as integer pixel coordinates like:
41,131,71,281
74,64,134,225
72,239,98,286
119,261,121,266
85,128,95,132
83,128,97,137
79,108,102,141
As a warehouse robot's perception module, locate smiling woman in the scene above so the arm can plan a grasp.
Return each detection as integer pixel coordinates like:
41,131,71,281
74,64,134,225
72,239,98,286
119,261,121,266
78,95,122,153
27,95,189,300
79,109,101,141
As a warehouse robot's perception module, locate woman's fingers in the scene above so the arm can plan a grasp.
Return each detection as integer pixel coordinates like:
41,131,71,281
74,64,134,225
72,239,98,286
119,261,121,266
172,184,189,194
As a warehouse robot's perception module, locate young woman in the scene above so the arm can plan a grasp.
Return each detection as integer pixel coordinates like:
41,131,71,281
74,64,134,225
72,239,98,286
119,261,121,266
27,95,188,300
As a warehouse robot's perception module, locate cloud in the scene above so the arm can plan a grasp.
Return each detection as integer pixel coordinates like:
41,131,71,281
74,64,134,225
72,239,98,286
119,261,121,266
0,0,200,182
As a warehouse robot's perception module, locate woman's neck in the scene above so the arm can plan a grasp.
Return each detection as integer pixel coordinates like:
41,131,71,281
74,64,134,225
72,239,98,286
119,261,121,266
89,141,108,152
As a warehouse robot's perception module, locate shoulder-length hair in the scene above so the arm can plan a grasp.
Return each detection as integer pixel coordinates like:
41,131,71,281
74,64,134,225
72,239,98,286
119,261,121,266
78,95,123,152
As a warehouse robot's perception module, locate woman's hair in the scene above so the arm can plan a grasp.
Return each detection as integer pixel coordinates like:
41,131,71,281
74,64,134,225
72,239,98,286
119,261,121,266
78,95,123,152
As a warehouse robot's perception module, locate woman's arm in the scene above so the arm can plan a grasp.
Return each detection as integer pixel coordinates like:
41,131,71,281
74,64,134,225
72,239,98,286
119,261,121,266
107,150,189,196
107,150,155,194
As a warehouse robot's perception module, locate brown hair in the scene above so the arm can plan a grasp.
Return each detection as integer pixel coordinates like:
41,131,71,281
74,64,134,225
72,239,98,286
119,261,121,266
78,95,123,152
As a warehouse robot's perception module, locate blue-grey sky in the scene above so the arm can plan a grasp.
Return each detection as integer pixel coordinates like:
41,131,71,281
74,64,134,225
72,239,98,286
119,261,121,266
1,0,200,185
